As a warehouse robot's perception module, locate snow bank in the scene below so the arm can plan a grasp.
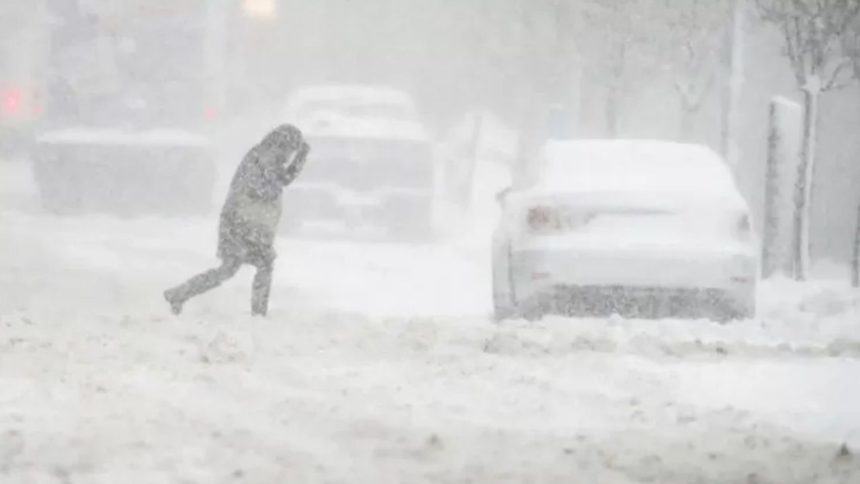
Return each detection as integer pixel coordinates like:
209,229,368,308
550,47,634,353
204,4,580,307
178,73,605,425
1,301,858,483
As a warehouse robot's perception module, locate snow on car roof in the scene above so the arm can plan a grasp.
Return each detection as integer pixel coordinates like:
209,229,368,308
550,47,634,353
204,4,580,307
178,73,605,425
284,84,428,141
285,84,417,111
303,118,429,142
539,140,741,200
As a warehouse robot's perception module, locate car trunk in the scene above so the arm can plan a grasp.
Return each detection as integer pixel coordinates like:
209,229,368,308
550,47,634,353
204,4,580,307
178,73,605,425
517,191,749,248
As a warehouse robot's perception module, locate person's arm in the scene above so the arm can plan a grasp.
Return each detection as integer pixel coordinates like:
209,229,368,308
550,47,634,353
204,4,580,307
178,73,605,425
280,142,311,187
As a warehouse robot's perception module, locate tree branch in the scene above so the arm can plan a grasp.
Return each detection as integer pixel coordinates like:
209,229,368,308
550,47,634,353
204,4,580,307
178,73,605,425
823,56,853,90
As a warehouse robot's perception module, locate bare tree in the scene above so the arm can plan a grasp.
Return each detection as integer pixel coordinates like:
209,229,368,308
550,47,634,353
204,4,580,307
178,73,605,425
581,0,732,140
653,0,734,141
460,0,583,183
845,15,860,287
577,0,643,137
756,0,860,281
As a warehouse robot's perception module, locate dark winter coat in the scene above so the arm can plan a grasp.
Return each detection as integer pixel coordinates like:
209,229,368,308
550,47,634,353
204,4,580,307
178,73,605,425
217,126,308,266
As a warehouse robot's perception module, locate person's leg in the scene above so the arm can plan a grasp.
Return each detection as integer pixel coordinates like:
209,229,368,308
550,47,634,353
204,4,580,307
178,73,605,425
251,260,274,316
165,258,242,314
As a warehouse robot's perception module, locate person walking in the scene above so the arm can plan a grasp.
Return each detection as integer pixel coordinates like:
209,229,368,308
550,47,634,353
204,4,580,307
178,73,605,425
164,124,310,316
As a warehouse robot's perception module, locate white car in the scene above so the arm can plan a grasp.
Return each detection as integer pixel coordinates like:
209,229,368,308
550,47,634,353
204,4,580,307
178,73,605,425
492,140,758,322
280,85,436,237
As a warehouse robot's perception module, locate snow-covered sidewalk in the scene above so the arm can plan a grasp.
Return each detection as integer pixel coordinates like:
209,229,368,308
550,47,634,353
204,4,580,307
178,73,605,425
1,205,860,483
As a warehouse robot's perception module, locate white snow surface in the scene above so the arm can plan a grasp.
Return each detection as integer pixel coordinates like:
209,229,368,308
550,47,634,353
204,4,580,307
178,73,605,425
2,159,860,483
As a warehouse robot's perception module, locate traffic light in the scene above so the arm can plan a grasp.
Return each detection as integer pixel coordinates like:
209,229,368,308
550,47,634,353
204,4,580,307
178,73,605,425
243,0,277,19
3,88,21,115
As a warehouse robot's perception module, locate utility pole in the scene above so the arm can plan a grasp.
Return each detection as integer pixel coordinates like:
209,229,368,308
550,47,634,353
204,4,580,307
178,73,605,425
721,0,745,169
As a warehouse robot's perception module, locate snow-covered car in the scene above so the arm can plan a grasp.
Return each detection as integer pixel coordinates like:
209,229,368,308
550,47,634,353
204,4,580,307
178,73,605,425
30,1,222,215
33,129,214,215
280,85,436,237
492,140,758,322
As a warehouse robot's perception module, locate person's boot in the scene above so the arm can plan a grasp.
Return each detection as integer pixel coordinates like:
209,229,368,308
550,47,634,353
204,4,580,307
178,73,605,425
251,266,272,317
251,305,267,317
251,289,268,317
251,293,268,317
163,289,184,315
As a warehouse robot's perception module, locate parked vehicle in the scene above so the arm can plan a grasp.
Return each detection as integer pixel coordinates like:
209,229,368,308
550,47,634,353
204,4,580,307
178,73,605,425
492,140,758,322
280,85,437,238
31,0,225,215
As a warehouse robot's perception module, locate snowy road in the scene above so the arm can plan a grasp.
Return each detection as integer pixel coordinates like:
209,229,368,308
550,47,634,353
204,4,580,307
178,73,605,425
2,160,860,483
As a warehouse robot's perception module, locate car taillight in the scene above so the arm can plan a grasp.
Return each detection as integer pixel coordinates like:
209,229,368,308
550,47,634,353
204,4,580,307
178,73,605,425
3,89,22,115
527,206,562,232
527,206,594,233
205,106,218,121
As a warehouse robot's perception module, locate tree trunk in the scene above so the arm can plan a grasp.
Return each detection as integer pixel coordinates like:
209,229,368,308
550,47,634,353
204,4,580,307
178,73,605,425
763,101,781,278
513,90,547,187
605,41,627,138
721,0,745,168
791,87,819,281
606,86,620,138
853,199,860,288
679,101,700,142
461,113,484,208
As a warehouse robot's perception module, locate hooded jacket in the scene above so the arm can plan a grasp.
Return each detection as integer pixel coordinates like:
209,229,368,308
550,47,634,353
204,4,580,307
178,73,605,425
217,125,307,266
